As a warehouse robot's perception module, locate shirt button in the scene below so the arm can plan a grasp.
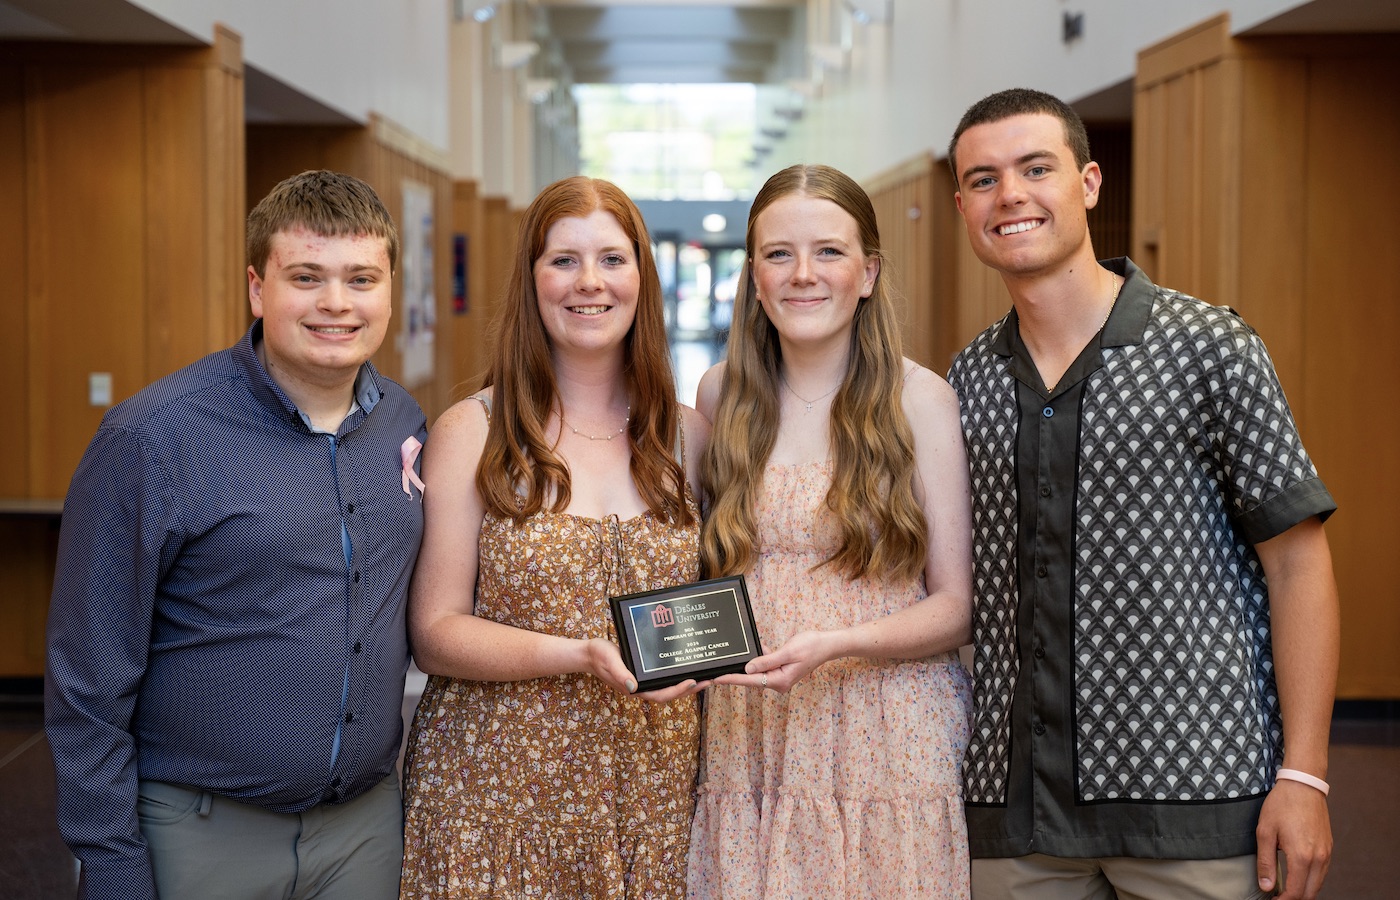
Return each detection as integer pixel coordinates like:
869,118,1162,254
1039,486,1051,498
347,503,355,515
353,571,361,584
353,641,363,654
1034,646,1045,660
1034,722,1047,736
1042,407,1054,418
344,712,354,723
1036,566,1048,578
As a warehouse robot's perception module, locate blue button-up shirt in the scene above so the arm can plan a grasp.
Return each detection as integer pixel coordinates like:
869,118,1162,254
45,321,426,898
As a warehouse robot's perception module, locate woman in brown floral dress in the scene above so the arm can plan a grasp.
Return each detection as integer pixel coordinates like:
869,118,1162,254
398,176,710,899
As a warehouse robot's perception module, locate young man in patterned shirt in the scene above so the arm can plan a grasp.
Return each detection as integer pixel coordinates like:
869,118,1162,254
946,88,1338,900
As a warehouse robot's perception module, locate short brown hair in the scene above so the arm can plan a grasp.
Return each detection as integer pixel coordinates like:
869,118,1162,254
948,88,1091,181
246,170,399,277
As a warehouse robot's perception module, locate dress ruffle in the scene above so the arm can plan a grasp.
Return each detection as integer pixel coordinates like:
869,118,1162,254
687,462,971,899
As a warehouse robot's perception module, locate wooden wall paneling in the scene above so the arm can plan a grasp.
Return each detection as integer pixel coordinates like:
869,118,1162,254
1161,71,1203,295
245,125,369,213
25,63,149,500
1234,55,1308,393
866,154,938,369
481,196,514,359
138,34,243,385
367,142,410,408
0,59,29,498
451,179,491,400
1299,53,1400,697
3,36,247,676
205,26,246,351
0,517,60,676
432,174,456,420
1084,124,1133,262
927,162,962,374
869,188,895,341
143,61,216,380
362,125,453,422
1135,13,1229,89
908,174,936,369
903,173,934,369
1198,59,1240,309
952,237,1011,355
1132,81,1166,281
1138,19,1400,696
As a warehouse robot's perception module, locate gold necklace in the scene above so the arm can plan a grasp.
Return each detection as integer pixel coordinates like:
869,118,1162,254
561,404,629,441
1100,273,1123,331
1044,273,1123,394
780,375,840,413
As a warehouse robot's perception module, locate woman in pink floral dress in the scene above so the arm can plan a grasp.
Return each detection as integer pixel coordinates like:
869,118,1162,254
689,164,974,899
399,176,710,899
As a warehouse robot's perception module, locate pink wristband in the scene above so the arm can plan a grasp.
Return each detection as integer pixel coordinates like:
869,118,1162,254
1276,768,1330,796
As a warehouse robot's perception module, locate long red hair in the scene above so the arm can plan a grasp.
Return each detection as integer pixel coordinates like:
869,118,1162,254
476,176,691,526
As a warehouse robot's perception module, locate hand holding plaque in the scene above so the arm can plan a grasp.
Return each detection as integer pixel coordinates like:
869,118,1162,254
610,575,763,692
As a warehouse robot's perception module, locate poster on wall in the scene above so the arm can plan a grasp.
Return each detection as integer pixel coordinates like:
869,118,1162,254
452,233,468,315
399,179,436,387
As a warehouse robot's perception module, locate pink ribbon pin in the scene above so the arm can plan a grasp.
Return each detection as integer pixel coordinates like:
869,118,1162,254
401,436,426,499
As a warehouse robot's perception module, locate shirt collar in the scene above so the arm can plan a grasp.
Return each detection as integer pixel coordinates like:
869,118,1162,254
988,256,1154,359
1099,257,1153,349
234,320,385,432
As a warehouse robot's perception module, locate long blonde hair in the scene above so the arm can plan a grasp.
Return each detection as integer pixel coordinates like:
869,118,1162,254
700,164,925,582
476,176,692,527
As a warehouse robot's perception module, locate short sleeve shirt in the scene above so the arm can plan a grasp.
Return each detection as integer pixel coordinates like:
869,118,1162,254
947,258,1336,860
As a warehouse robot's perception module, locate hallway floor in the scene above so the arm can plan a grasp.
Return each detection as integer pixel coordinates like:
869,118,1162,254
4,681,1396,898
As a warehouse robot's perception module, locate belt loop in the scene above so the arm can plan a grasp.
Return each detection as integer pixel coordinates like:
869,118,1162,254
198,792,213,817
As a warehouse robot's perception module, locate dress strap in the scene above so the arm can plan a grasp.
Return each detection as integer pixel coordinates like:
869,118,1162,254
468,393,492,421
674,413,685,466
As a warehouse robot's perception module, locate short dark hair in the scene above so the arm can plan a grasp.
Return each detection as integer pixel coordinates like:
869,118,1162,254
947,88,1091,180
246,170,399,277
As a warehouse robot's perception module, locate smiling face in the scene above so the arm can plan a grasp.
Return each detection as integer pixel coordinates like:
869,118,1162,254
248,227,392,396
533,209,640,358
750,193,879,353
953,111,1101,280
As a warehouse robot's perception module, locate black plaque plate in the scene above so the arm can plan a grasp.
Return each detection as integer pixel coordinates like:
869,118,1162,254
610,575,762,691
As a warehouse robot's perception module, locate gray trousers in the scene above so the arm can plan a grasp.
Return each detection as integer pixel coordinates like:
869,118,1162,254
136,771,403,900
972,853,1277,900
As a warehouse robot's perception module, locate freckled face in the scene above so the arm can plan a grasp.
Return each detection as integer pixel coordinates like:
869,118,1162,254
750,193,878,353
953,112,1101,279
533,210,640,357
248,228,392,389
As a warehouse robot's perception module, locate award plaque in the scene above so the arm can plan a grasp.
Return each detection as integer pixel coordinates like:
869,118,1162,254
610,575,763,692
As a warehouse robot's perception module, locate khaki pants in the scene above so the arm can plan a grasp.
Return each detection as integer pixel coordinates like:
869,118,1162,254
972,853,1278,900
136,771,403,900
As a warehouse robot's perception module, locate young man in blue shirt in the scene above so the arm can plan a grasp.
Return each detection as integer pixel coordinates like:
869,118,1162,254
46,170,427,899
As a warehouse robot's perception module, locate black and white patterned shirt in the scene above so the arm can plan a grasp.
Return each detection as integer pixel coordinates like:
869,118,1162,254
948,258,1335,860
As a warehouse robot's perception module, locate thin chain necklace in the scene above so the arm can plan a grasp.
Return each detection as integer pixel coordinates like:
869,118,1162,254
780,375,840,413
1044,273,1123,394
1100,273,1123,332
561,404,629,441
